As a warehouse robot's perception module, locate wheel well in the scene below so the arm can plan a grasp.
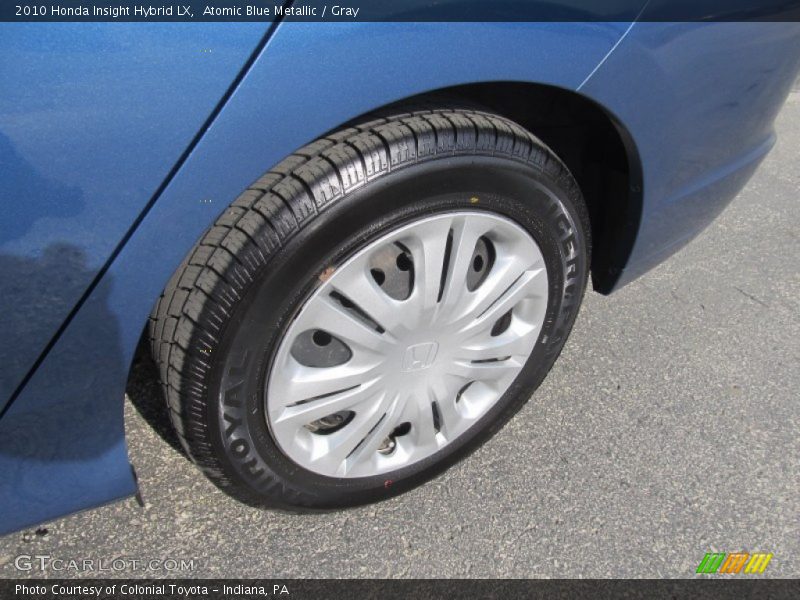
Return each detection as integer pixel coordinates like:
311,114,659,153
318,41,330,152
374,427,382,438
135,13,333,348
386,82,643,294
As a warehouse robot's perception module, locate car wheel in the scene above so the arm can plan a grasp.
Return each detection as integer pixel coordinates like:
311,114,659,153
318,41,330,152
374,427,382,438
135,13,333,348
149,106,590,509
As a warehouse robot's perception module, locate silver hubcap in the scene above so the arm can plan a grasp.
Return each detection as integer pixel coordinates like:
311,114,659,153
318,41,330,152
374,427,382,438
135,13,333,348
266,211,549,478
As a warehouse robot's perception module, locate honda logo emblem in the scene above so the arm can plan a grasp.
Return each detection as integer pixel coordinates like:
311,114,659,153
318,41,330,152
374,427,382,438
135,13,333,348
401,342,439,371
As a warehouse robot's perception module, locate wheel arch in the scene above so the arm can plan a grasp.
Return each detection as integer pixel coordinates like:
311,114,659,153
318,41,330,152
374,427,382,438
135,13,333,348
405,82,643,294
133,80,644,394
304,81,643,295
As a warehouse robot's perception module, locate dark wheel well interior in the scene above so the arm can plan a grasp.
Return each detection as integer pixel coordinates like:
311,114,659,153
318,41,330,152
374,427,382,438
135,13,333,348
380,82,643,294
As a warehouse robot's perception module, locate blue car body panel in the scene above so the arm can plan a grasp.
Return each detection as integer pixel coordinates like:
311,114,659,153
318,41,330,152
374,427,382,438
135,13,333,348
0,23,268,412
1,18,798,534
582,22,800,282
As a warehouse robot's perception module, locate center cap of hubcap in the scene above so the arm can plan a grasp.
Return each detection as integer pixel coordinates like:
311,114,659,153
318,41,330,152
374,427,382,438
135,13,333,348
401,341,439,372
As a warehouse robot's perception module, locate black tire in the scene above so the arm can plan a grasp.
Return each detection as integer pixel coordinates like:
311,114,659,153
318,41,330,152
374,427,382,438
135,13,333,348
148,106,590,509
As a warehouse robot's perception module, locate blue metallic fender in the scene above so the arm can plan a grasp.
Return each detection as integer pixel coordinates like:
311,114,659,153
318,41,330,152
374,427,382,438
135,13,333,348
581,22,800,287
0,23,269,411
0,20,634,534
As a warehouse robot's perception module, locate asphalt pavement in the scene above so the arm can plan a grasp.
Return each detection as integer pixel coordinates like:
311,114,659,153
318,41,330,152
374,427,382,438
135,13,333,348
1,87,798,579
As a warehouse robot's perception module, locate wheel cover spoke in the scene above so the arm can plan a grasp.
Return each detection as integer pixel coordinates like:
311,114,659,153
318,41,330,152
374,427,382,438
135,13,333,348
266,211,549,478
293,294,390,354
